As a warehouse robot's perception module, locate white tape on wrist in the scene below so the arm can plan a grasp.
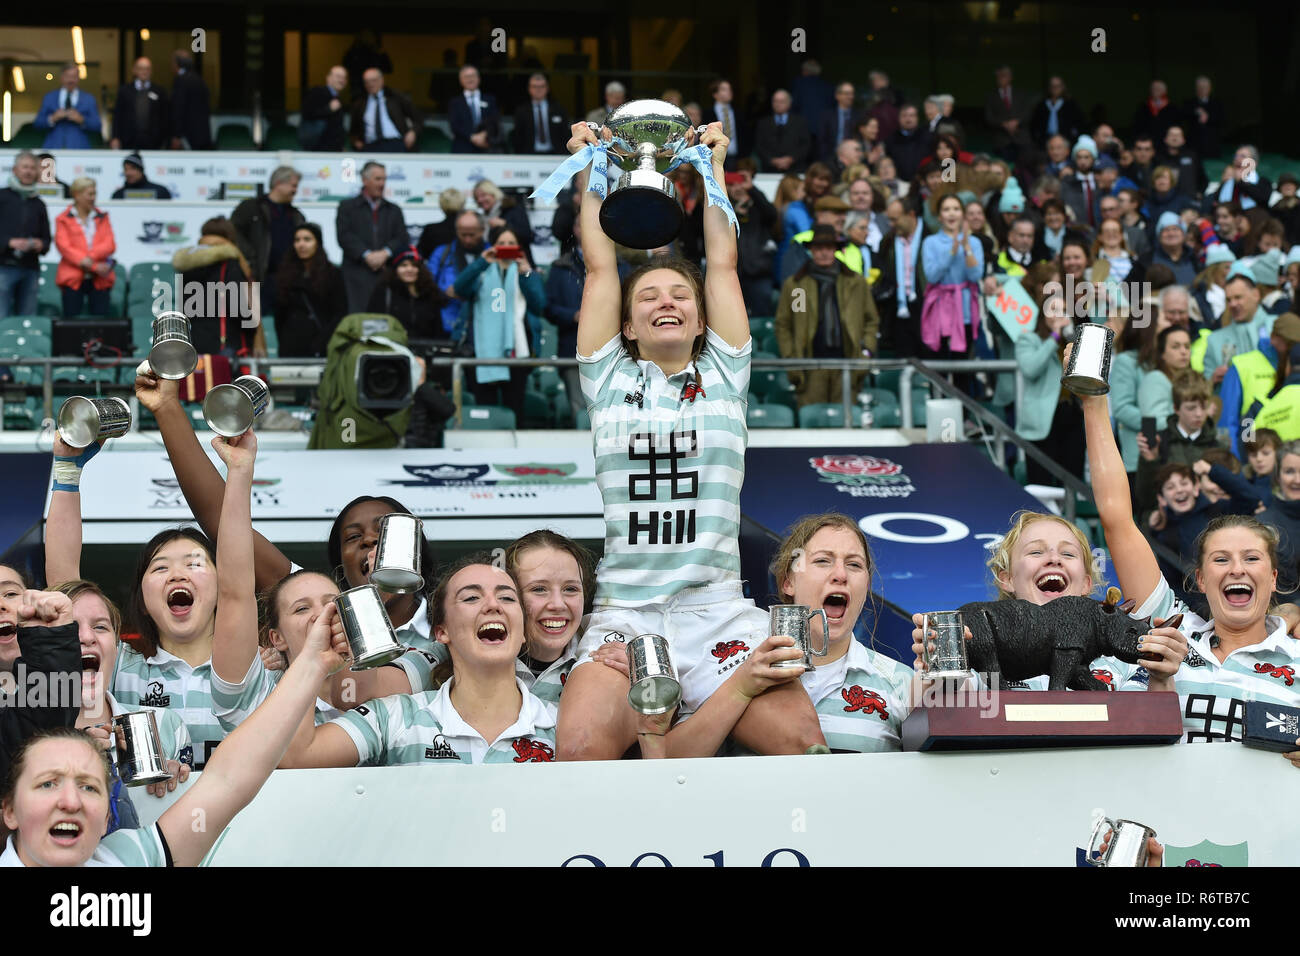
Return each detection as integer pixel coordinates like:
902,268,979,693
52,460,83,488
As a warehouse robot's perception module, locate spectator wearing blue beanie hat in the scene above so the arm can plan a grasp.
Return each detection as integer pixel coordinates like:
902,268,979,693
1141,211,1196,286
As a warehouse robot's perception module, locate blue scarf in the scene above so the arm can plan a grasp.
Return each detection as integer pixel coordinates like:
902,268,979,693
473,260,518,384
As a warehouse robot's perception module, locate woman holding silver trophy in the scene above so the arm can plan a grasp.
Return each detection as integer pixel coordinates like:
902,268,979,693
554,115,827,760
0,599,353,866
279,554,558,767
207,428,345,739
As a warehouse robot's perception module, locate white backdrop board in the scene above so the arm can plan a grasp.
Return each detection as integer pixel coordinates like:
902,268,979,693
134,744,1299,866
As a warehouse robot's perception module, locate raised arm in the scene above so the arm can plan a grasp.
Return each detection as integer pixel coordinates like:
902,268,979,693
571,127,623,357
697,123,749,349
209,430,259,686
1081,392,1163,605
159,602,351,866
45,435,101,586
135,366,293,592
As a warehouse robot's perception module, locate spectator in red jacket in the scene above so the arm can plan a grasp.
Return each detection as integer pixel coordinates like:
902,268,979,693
54,177,116,317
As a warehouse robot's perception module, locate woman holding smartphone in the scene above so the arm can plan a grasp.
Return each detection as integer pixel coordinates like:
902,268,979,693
452,226,547,411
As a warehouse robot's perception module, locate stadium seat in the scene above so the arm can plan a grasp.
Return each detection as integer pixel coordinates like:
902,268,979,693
874,367,901,395
0,327,51,384
528,367,563,397
38,264,61,317
523,390,556,428
417,128,453,153
52,364,118,387
911,390,930,427
537,320,559,359
755,330,779,355
127,263,175,311
264,126,300,150
130,312,155,355
108,264,128,315
11,124,43,148
798,402,863,428
746,402,795,428
259,314,279,357
749,316,775,340
862,387,902,427
0,316,50,337
452,404,516,430
1,396,43,430
216,124,257,149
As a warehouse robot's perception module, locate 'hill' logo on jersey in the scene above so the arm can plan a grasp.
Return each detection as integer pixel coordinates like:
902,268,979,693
511,737,554,762
1254,662,1296,686
140,681,170,707
1184,648,1208,667
842,686,889,719
711,640,748,662
424,735,461,760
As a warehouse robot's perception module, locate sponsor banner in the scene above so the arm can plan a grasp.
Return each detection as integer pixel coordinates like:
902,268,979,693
741,444,1116,627
64,447,601,522
39,201,559,271
132,743,1295,865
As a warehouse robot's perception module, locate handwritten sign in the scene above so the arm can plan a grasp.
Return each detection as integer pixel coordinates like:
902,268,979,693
985,277,1039,340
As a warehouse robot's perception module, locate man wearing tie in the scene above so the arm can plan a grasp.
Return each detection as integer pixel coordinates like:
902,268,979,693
348,68,419,152
708,79,743,172
449,64,501,154
754,89,811,174
1060,135,1101,229
34,63,101,150
983,65,1032,164
817,82,863,164
110,58,169,151
511,73,568,155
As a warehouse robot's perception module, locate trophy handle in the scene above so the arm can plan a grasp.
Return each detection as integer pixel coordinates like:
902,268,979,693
1085,815,1117,866
808,608,831,657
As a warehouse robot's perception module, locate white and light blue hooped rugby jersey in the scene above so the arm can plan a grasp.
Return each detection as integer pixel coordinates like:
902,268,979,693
112,643,223,769
1115,577,1300,742
579,328,751,608
209,654,341,732
329,677,557,765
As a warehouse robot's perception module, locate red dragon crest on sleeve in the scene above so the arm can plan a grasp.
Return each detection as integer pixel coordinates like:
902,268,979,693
842,685,889,720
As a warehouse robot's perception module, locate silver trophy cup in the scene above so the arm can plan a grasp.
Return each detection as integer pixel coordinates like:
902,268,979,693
334,584,406,670
920,610,970,681
769,604,831,671
57,396,131,447
203,375,270,437
1087,813,1158,867
626,633,681,715
592,100,702,249
370,513,425,594
148,311,198,380
111,711,172,787
1062,322,1115,396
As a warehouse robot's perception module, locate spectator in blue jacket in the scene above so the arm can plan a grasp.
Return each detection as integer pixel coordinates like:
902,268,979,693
452,226,546,416
543,214,630,423
33,64,101,149
428,210,486,337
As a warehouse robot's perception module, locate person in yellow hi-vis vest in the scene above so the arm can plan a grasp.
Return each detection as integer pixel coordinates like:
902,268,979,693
1219,312,1300,456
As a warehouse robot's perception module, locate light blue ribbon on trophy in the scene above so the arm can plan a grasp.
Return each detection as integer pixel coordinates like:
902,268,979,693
665,143,740,236
530,142,611,203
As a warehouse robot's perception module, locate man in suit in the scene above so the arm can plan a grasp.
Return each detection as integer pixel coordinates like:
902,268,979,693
300,66,348,151
886,104,931,183
753,89,811,174
449,65,502,153
110,57,169,151
33,63,101,149
336,161,410,311
511,73,568,155
585,81,625,125
1059,135,1102,229
1183,75,1225,162
872,193,931,357
983,65,1033,164
350,68,419,152
1029,76,1086,149
169,51,212,149
817,82,864,164
1209,144,1273,212
708,79,745,171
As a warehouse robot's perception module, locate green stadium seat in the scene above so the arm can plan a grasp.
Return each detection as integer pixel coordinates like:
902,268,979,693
127,263,175,310
528,367,563,397
873,367,901,394
755,331,779,355
746,403,795,428
911,390,930,427
537,320,559,359
38,264,61,317
749,316,775,339
108,264,128,315
0,327,51,384
452,404,517,430
259,314,279,357
1,396,43,430
264,126,300,151
798,402,862,428
216,124,257,149
11,124,43,149
0,316,50,336
417,128,453,153
522,390,556,428
862,387,901,427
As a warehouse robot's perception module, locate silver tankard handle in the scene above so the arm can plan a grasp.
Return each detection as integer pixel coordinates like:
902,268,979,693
807,608,831,657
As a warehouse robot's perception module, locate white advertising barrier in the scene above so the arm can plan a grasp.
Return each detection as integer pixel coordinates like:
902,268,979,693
38,200,560,272
133,745,1298,866
58,446,603,545
5,149,782,205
